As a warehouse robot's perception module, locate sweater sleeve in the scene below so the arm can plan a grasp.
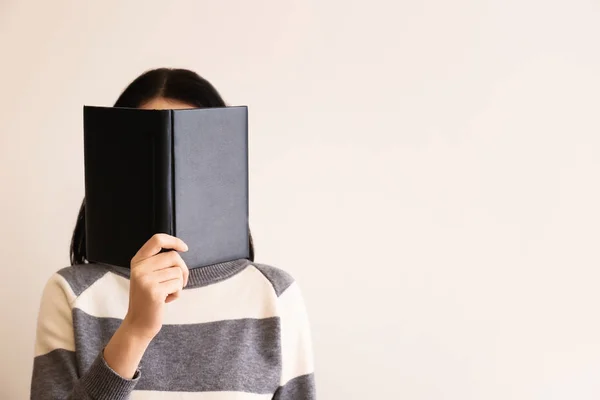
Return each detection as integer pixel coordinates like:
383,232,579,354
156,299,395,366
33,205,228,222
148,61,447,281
31,273,139,400
273,281,316,400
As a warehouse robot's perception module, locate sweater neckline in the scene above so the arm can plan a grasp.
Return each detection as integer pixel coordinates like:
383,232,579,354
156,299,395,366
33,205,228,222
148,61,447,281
108,258,251,289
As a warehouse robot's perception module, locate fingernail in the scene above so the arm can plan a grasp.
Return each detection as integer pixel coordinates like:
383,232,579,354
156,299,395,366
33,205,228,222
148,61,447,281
183,243,189,252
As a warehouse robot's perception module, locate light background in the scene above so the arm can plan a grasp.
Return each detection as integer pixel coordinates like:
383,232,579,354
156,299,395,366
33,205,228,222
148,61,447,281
2,0,600,399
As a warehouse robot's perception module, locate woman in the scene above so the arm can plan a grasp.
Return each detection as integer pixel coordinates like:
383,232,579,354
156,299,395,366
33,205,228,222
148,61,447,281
31,68,316,400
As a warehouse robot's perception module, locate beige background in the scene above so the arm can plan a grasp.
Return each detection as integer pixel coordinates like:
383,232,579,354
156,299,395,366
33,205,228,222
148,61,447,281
2,0,600,399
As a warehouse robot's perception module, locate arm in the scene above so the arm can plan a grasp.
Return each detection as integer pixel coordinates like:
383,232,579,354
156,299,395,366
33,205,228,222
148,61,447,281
31,234,189,399
273,281,317,400
31,273,140,400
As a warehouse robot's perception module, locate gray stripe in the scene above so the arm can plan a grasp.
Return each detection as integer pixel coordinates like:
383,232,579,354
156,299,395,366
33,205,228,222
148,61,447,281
31,348,79,399
73,308,282,394
274,374,316,400
58,264,110,297
253,263,294,297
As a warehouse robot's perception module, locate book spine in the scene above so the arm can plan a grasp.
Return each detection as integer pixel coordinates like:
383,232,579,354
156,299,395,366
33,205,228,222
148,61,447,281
170,109,176,237
153,110,174,236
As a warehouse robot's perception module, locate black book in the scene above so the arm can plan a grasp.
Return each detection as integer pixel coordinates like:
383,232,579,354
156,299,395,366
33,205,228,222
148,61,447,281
83,105,249,269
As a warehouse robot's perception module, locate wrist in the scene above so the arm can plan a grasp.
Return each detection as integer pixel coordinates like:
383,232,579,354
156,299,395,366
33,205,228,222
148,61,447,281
103,320,152,379
120,317,156,344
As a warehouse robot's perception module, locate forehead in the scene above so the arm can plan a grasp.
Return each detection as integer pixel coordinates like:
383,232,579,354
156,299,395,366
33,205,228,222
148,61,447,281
139,97,196,110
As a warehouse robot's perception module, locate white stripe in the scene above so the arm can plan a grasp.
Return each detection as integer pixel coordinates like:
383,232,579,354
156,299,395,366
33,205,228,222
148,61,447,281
130,391,272,399
279,281,315,385
74,265,278,324
34,274,77,356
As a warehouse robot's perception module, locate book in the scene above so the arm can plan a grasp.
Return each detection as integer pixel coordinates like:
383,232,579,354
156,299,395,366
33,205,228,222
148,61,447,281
83,105,249,269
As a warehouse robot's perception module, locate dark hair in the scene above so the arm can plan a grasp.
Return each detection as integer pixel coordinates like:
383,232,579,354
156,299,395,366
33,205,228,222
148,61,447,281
70,68,254,265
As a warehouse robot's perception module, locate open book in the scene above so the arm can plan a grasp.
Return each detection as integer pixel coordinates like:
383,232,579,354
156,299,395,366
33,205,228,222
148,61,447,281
83,105,249,269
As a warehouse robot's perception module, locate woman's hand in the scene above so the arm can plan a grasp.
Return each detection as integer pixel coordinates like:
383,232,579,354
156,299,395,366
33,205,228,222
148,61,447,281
123,233,190,339
104,234,189,379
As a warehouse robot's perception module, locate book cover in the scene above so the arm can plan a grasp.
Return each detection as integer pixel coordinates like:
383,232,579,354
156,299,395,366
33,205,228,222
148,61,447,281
83,105,249,269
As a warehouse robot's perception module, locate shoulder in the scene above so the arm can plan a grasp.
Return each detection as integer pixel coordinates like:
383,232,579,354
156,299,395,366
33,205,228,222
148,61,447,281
250,262,296,297
53,263,112,297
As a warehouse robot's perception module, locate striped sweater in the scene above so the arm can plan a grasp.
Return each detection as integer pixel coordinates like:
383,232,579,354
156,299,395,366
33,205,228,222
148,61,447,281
31,259,316,399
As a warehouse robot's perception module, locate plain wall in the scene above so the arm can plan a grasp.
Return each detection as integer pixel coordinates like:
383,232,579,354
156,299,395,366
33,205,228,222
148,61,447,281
2,0,600,398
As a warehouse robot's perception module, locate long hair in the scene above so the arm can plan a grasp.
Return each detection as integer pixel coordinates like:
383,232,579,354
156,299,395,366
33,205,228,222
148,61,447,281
70,68,255,265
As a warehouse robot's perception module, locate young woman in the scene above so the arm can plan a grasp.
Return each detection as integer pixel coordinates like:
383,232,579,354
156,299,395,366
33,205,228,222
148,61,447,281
31,68,316,400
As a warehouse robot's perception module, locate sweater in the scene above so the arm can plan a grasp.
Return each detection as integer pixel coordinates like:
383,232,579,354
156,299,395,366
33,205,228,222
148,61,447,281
31,259,316,399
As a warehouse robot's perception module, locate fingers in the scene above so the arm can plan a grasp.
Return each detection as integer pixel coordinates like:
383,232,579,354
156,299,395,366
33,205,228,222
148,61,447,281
154,266,183,284
132,234,188,263
131,237,190,287
129,234,190,306
149,251,189,287
165,291,181,304
160,277,184,300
